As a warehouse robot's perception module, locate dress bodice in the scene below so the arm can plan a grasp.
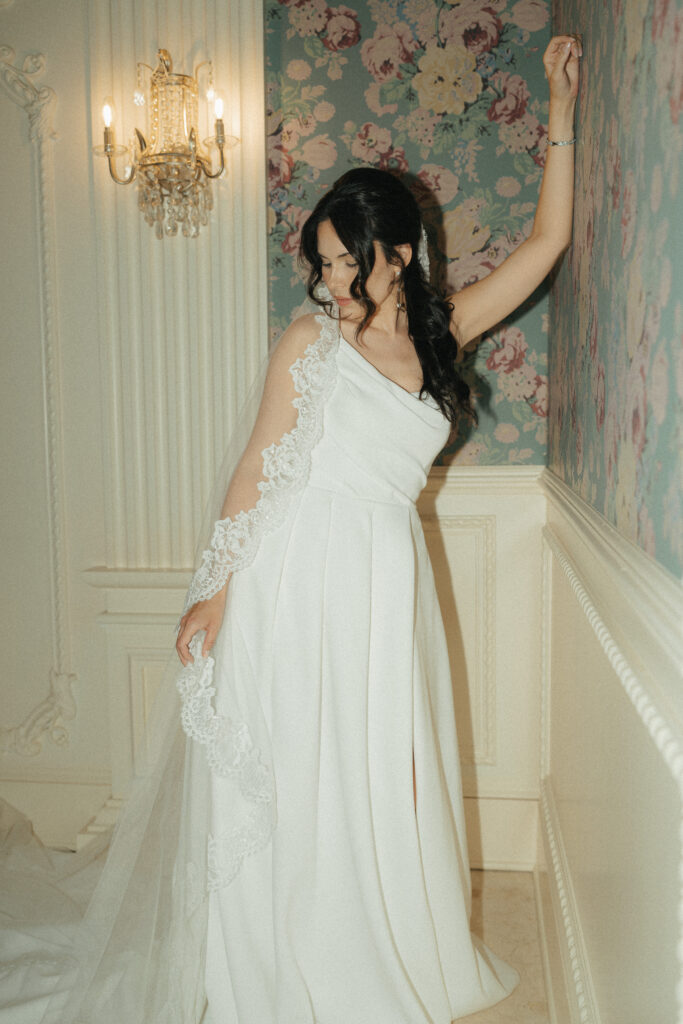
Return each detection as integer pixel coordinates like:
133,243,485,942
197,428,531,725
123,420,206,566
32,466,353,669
308,329,451,507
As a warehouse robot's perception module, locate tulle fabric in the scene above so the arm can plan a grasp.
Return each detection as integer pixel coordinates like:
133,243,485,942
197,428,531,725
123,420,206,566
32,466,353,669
0,307,339,1024
0,305,520,1023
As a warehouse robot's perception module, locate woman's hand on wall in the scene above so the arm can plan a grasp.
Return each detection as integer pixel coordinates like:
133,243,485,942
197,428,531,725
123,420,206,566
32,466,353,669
543,34,582,104
176,585,228,665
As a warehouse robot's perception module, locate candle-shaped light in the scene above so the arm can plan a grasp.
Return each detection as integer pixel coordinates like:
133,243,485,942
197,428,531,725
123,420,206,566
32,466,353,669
102,97,116,153
214,95,225,147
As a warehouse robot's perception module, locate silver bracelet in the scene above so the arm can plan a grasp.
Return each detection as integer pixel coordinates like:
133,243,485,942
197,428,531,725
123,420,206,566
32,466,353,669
547,137,576,146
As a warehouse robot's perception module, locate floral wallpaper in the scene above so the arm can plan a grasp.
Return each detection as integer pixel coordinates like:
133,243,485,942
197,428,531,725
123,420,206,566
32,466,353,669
550,0,682,579
265,0,553,464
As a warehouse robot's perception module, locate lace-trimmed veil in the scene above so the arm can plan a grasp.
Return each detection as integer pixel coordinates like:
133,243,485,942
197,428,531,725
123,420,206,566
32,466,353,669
31,295,339,1024
9,231,429,1024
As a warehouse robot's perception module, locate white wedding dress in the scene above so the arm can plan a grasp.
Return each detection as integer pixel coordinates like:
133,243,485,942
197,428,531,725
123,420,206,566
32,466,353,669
0,309,518,1024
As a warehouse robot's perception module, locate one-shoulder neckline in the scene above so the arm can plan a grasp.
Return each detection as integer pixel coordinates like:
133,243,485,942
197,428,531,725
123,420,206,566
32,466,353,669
336,326,422,399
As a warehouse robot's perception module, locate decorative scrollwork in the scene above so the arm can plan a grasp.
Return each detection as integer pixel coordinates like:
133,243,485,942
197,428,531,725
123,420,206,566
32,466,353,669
0,46,56,141
0,670,76,756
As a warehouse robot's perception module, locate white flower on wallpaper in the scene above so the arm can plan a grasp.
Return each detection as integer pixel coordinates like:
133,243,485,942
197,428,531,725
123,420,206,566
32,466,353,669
266,0,553,465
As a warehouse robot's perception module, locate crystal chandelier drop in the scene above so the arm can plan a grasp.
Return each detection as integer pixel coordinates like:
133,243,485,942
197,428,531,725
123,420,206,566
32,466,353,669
95,49,236,238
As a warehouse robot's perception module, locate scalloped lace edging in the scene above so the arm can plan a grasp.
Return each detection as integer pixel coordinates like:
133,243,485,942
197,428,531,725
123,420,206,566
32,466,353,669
176,636,276,887
183,314,339,612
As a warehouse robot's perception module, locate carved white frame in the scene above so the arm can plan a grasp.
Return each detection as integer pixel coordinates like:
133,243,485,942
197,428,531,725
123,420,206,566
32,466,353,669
0,46,76,756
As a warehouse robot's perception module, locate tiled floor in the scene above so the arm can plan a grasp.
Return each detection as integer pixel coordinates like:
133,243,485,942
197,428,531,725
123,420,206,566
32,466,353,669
457,870,550,1024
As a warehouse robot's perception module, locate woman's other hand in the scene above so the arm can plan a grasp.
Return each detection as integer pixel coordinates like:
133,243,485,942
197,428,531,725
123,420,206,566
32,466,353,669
543,33,582,103
176,586,227,666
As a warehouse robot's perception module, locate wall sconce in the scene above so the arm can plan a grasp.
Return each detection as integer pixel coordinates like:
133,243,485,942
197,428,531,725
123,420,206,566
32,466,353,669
94,49,237,238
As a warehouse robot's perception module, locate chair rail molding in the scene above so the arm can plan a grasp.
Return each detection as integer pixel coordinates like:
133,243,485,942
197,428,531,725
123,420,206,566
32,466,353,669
0,45,77,757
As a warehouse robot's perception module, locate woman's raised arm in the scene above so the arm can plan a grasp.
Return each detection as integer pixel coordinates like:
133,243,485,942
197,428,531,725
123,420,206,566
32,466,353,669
448,34,582,348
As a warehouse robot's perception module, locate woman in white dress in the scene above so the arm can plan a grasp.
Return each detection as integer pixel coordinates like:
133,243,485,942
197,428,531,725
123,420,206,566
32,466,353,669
171,32,581,1024
0,31,580,1024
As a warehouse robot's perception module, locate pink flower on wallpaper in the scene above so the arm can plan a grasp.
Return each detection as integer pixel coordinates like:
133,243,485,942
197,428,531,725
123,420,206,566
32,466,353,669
609,150,621,210
652,0,672,42
281,205,310,254
621,168,637,258
268,145,294,190
576,420,583,477
495,111,544,154
446,248,497,291
507,0,549,31
637,503,656,557
323,5,361,51
287,0,328,37
529,374,548,417
440,2,503,54
360,22,418,83
589,309,598,361
628,354,648,459
487,72,530,124
486,326,528,373
670,10,683,123
595,361,606,430
604,407,618,487
300,134,338,169
417,164,460,205
313,100,335,122
350,121,392,161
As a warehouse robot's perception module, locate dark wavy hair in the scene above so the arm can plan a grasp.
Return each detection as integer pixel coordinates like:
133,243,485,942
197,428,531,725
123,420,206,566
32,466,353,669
299,167,477,426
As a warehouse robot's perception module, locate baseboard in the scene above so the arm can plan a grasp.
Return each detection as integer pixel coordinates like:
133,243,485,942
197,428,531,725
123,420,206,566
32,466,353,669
464,796,538,870
538,778,599,1024
534,860,571,1024
0,779,112,851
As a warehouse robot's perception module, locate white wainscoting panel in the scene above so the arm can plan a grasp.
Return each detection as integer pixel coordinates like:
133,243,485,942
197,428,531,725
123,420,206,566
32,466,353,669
537,469,683,1024
419,464,546,869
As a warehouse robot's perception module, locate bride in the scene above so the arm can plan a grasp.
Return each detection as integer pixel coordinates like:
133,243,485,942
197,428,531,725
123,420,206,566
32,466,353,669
1,33,580,1024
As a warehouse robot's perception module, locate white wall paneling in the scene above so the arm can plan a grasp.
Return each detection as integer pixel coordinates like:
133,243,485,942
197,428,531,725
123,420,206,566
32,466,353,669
419,465,545,869
89,0,268,570
0,46,76,758
0,0,268,850
537,469,683,1024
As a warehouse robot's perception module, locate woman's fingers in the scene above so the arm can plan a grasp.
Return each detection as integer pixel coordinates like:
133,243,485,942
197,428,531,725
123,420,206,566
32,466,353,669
543,34,582,99
175,615,194,666
175,590,228,666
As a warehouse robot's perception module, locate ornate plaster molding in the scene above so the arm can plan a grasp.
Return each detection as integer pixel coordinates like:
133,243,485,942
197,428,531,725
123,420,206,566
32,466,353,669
0,670,76,756
0,47,56,140
0,45,76,755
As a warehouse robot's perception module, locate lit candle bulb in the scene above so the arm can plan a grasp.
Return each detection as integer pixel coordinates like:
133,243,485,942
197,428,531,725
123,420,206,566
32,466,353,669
214,96,224,121
102,102,113,128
